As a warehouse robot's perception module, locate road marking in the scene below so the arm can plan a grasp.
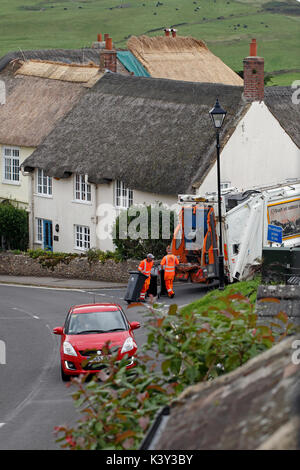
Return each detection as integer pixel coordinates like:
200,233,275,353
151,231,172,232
0,283,85,292
12,307,39,320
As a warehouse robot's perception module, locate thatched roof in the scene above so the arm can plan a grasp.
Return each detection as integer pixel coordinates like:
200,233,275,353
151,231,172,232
264,86,300,149
128,35,243,86
22,72,244,195
0,68,85,147
15,60,102,85
0,48,132,77
0,49,102,72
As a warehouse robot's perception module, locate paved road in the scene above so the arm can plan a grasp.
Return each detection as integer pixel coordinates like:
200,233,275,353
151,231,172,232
0,281,210,450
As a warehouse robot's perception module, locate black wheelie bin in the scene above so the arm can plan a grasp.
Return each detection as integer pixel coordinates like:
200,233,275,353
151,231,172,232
159,267,168,296
147,267,160,298
124,271,148,304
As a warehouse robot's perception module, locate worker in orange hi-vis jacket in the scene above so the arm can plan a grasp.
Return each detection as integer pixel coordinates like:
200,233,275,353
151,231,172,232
138,253,154,302
160,247,179,298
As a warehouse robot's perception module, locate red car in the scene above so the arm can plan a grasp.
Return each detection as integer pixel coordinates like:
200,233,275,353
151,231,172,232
53,303,140,381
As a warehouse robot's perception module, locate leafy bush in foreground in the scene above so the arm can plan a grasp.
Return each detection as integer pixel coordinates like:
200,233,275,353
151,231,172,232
55,291,294,450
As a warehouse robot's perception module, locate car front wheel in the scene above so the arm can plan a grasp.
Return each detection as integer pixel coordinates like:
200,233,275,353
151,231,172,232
61,364,70,382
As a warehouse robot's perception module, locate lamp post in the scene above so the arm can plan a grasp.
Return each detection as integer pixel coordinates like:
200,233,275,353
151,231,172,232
209,98,227,290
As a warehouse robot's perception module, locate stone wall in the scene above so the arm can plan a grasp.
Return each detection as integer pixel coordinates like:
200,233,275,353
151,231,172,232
0,252,138,283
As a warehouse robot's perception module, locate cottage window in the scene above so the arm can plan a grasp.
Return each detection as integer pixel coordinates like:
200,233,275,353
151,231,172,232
37,169,52,196
36,218,43,243
115,180,133,208
75,175,91,202
3,147,20,183
75,225,90,250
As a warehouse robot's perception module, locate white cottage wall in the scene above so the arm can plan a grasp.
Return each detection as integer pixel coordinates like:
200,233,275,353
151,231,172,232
198,102,300,195
0,145,35,208
32,175,97,253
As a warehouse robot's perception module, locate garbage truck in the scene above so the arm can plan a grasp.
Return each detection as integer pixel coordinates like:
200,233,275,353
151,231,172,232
170,180,300,284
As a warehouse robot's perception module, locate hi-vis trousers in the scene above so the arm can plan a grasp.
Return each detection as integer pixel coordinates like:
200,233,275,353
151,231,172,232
140,277,151,300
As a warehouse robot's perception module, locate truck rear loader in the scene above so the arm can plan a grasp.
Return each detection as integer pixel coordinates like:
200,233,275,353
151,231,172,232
170,180,300,284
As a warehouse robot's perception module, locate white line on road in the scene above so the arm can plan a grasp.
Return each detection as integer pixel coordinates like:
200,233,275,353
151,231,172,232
0,283,85,292
12,307,39,320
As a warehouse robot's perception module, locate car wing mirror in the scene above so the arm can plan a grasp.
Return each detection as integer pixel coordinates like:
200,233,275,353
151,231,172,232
130,321,141,330
53,327,63,335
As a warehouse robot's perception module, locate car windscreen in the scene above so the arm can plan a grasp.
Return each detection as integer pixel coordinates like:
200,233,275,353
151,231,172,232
66,310,128,335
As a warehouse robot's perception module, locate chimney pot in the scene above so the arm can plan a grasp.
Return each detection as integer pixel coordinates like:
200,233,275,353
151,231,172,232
243,40,264,102
104,33,109,41
97,33,102,42
249,38,257,56
106,37,113,50
171,28,177,37
164,28,171,37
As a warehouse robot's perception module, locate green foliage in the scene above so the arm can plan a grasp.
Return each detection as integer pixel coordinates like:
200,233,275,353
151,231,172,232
55,352,176,450
112,204,176,260
54,283,294,450
26,248,122,270
27,249,79,270
0,203,29,251
86,248,122,265
181,277,262,315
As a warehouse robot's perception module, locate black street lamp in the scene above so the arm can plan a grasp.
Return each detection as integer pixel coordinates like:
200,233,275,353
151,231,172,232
209,98,227,290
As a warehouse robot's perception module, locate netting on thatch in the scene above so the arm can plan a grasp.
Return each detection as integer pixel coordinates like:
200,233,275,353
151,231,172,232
15,60,102,84
127,35,243,86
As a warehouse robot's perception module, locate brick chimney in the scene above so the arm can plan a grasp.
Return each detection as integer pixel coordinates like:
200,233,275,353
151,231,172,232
243,39,264,102
99,35,117,73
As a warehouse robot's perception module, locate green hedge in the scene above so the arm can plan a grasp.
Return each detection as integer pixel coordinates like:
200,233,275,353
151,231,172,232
0,203,28,251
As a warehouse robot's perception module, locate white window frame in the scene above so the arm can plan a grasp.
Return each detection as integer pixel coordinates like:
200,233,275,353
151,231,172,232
74,224,90,251
115,180,133,209
35,218,43,244
36,168,52,196
2,146,20,184
74,174,91,203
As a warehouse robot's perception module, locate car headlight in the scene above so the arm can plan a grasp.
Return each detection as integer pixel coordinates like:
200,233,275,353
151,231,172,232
63,341,77,357
121,337,136,354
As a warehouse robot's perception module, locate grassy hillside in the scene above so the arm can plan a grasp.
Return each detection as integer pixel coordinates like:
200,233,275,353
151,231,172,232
0,0,299,85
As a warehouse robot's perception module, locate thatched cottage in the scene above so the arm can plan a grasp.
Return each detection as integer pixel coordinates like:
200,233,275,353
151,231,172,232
21,39,300,254
0,32,239,216
0,40,141,215
0,49,105,213
21,73,243,253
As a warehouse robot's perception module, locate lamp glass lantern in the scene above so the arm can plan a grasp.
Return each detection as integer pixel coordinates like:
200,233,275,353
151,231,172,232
209,98,227,129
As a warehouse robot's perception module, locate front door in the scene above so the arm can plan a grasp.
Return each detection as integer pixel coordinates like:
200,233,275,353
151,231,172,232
43,220,53,251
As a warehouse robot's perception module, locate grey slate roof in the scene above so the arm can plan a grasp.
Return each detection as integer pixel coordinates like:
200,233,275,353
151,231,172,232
264,86,300,150
22,72,244,195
